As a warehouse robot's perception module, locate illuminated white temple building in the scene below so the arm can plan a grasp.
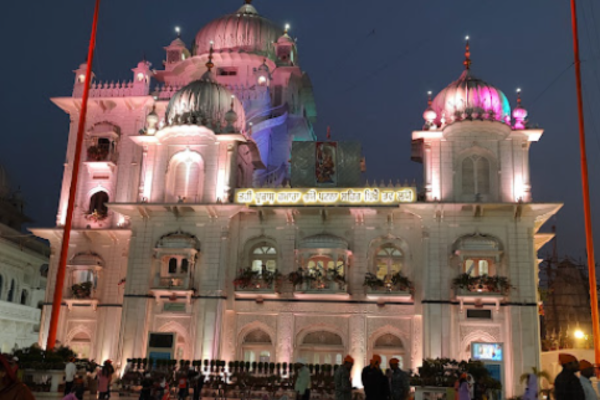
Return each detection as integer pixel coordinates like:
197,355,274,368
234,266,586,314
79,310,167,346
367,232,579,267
0,166,49,352
33,2,561,396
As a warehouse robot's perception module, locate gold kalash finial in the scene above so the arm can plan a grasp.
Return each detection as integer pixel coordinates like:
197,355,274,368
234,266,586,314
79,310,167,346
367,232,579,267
464,36,472,70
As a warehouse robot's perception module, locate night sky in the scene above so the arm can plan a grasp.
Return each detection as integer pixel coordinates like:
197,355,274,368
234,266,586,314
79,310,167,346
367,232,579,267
2,0,600,258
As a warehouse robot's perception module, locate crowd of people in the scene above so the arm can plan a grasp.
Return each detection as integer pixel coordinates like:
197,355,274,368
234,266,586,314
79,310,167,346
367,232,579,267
552,353,600,400
292,354,410,400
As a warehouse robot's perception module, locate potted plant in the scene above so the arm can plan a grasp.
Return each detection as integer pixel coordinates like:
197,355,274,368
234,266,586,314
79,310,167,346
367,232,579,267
287,269,305,286
71,281,93,299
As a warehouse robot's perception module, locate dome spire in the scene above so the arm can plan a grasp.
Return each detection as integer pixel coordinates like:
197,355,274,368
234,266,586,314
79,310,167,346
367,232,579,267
463,36,472,70
206,41,215,72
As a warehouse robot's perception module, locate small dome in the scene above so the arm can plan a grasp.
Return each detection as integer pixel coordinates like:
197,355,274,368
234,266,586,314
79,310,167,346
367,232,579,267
165,72,246,132
300,233,348,250
277,33,294,45
194,2,284,60
430,70,511,127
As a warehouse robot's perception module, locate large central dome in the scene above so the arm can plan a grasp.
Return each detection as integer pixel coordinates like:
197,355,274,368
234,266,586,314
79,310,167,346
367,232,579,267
194,2,284,59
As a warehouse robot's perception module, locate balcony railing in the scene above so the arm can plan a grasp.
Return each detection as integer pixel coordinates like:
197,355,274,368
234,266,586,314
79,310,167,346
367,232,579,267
363,272,414,297
294,279,347,294
288,268,347,295
152,274,192,291
233,268,280,294
452,274,513,297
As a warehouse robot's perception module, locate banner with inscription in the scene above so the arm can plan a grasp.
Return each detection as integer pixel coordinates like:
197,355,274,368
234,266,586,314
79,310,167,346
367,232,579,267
235,188,416,206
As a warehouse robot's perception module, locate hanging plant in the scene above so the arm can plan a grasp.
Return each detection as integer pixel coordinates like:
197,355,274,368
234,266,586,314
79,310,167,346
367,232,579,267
71,281,93,299
87,145,109,162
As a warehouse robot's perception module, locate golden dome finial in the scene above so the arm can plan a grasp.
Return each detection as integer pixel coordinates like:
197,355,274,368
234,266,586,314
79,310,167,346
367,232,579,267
464,36,472,70
206,41,215,72
427,91,433,106
516,88,522,106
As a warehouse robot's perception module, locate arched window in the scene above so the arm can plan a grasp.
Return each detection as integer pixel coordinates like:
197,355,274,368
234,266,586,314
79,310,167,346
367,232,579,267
372,334,405,370
307,255,345,277
242,329,273,363
462,155,490,196
464,258,491,276
20,290,28,305
374,244,403,280
250,244,277,274
173,160,201,202
88,191,109,215
168,258,178,274
7,280,15,302
298,331,344,365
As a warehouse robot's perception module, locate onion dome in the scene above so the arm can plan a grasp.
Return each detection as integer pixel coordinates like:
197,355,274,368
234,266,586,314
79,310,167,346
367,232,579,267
512,89,528,130
429,39,511,127
194,0,284,60
422,91,437,129
224,98,239,133
165,51,245,132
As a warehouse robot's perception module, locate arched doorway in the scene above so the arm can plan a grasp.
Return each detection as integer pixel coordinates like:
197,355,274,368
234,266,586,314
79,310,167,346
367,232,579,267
242,329,273,363
298,330,345,365
372,333,405,370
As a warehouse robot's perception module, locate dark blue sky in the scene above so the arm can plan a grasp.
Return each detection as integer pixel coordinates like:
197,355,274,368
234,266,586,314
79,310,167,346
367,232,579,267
2,0,600,258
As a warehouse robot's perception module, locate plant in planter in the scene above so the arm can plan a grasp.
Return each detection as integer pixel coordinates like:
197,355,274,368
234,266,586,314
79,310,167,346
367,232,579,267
363,272,385,290
233,267,258,289
452,273,513,295
87,145,109,162
71,281,93,299
287,269,305,286
327,266,346,289
391,272,415,294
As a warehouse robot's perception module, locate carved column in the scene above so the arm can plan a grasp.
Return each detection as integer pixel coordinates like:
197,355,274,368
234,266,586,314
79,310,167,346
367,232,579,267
349,315,366,387
276,312,294,364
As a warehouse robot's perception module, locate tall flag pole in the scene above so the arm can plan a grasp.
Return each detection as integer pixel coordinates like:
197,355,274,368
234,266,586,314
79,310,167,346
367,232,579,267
569,0,600,364
46,0,101,350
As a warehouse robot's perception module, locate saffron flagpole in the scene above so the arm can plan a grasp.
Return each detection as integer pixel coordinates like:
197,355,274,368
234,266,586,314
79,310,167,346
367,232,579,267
46,0,101,350
569,0,600,364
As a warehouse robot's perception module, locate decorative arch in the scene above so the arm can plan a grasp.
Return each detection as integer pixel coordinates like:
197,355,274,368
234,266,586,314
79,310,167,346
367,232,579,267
455,145,498,202
237,321,276,362
452,232,503,276
66,325,95,359
157,321,191,360
296,324,346,365
165,149,205,203
88,121,121,136
459,329,499,361
367,325,409,369
241,235,279,273
367,235,412,276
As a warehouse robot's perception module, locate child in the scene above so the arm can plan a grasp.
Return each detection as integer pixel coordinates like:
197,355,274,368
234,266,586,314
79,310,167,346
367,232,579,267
73,375,85,400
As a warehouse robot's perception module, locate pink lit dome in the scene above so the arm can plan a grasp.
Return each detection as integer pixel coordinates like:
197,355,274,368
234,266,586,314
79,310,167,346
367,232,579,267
430,70,511,126
194,1,284,60
165,71,245,133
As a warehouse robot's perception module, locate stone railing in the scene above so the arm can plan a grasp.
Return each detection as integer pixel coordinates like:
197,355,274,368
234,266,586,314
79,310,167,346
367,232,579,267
73,81,149,98
0,300,41,323
153,274,191,290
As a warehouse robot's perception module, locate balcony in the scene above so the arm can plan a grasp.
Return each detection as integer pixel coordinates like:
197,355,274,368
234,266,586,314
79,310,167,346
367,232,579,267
84,145,118,175
289,269,348,299
233,268,281,299
149,274,194,304
67,282,99,310
452,274,513,311
363,272,414,300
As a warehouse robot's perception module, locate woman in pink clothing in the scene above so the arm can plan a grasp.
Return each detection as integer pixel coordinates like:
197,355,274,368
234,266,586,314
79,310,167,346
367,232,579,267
97,364,112,399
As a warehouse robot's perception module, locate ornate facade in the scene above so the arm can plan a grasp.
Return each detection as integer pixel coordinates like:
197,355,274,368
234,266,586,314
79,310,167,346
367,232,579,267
0,166,49,352
35,2,560,397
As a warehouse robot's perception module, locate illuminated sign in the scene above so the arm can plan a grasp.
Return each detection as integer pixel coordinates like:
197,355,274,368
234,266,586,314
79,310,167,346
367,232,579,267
471,343,503,362
235,188,417,206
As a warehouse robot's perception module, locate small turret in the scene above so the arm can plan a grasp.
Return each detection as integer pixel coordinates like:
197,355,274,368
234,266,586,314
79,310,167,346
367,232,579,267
132,60,152,96
72,63,95,97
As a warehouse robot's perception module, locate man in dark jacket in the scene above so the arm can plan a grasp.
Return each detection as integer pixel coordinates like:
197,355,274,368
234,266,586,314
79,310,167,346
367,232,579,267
361,355,390,400
554,353,585,400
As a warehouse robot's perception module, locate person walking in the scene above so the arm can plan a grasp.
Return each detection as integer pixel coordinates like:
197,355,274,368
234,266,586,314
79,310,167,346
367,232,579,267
334,356,354,400
457,373,471,400
177,370,189,400
294,358,311,400
579,360,598,400
388,358,409,400
140,372,153,400
522,373,537,400
361,355,390,400
0,354,35,400
554,353,584,400
64,356,77,395
97,362,113,400
190,369,205,400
